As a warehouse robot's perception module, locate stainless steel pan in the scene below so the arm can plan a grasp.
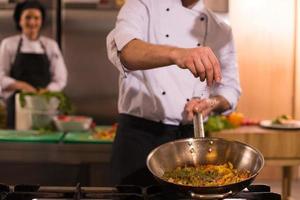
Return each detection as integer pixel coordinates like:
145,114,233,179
146,113,264,199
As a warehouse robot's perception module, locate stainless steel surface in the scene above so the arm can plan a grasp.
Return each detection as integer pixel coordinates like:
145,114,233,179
190,190,232,199
146,137,264,198
38,186,116,193
193,112,205,138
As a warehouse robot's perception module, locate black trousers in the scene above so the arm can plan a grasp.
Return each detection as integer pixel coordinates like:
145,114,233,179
110,114,193,186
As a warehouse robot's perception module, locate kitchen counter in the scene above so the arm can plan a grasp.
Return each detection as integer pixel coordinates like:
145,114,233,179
1,126,299,194
210,125,300,200
0,128,114,186
0,142,112,164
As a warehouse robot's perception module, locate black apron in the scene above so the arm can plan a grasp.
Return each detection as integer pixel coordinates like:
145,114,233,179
6,38,51,129
110,114,194,186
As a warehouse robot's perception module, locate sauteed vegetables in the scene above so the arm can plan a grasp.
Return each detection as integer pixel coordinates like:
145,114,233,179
163,162,250,187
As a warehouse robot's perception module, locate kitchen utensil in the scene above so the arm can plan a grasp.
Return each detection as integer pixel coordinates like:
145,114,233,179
193,112,205,138
147,112,264,199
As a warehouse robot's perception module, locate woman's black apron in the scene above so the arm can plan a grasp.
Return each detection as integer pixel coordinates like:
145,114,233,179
6,38,51,129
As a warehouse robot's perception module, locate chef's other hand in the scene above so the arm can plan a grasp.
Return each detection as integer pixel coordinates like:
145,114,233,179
183,95,231,123
14,81,37,93
171,47,221,87
184,97,218,122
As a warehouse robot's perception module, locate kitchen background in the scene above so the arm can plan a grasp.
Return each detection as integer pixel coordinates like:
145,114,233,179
1,0,300,124
0,0,300,198
0,0,120,125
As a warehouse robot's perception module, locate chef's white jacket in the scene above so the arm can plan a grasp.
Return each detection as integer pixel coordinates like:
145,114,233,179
107,0,241,125
0,34,68,99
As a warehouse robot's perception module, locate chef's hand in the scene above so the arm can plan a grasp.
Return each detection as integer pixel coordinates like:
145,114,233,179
171,47,221,87
184,98,218,122
183,96,231,122
14,81,37,93
37,88,48,94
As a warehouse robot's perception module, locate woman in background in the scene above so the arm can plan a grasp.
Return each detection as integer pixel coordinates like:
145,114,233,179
0,0,67,128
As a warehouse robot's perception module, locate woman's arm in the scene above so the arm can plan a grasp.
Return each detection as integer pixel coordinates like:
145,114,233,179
46,41,67,91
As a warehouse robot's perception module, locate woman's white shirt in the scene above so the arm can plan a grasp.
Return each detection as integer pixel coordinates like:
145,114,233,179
0,34,67,98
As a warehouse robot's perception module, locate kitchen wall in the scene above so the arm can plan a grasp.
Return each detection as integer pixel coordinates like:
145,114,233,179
62,9,119,124
229,0,300,180
229,0,297,120
296,0,300,119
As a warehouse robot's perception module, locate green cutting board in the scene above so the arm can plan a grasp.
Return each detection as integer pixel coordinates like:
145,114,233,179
63,126,114,144
0,129,64,143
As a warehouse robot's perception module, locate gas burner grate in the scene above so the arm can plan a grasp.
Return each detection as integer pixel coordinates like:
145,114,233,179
0,183,281,200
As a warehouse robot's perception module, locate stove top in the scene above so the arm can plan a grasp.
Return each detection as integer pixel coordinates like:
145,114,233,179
0,183,281,200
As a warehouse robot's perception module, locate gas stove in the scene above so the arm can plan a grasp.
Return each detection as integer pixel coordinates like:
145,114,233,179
0,183,281,200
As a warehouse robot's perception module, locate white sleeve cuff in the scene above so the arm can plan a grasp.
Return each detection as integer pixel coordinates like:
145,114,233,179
114,30,142,51
107,30,142,76
2,76,16,90
212,85,241,115
47,83,62,91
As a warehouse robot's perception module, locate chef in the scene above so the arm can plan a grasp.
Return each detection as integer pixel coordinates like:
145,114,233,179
0,0,67,129
106,0,241,186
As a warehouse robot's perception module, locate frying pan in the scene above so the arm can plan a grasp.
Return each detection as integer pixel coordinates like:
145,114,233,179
146,113,264,199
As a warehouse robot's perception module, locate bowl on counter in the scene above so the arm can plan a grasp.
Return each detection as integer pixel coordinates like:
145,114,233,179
53,115,93,132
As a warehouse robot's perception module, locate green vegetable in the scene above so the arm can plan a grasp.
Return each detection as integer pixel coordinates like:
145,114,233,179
19,91,73,114
204,115,234,133
18,91,73,131
272,114,291,125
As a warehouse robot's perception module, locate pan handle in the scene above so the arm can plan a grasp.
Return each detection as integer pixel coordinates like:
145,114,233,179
190,191,232,199
193,112,205,138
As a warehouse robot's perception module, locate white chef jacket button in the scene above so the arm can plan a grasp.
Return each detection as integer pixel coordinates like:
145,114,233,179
197,43,201,47
162,91,166,95
186,98,190,101
166,8,170,11
165,34,169,38
200,17,205,21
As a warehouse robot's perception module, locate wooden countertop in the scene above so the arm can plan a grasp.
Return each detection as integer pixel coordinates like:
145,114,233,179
209,126,300,165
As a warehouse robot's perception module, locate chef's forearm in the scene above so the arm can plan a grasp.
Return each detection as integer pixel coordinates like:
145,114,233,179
210,95,231,113
120,39,177,70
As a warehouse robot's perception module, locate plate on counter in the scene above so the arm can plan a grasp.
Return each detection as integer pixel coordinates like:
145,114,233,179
259,120,300,130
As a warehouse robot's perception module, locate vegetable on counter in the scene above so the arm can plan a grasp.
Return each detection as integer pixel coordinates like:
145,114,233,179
272,114,292,125
204,112,260,133
204,115,234,133
19,91,73,114
272,114,300,126
18,91,73,131
92,123,117,140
